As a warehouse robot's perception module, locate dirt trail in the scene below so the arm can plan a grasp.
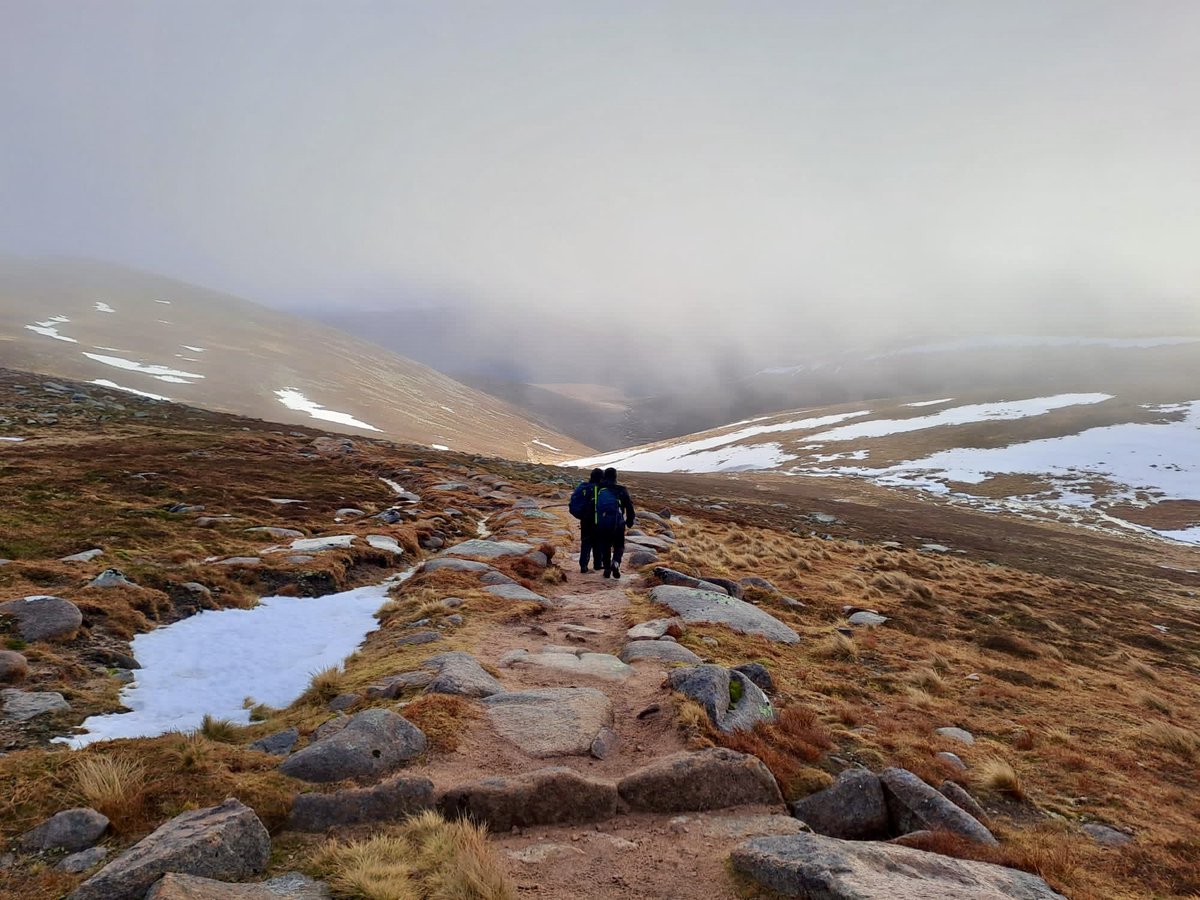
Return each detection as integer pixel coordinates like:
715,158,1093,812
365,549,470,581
408,529,788,898
418,566,688,788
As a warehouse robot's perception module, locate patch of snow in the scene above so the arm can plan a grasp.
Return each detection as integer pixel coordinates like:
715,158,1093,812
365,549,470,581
89,379,172,401
274,388,381,432
94,301,115,313
157,320,171,325
175,355,201,361
82,352,204,384
0,436,25,442
810,394,1112,442
93,346,126,352
182,345,206,352
567,410,868,473
440,405,454,413
25,316,78,342
61,574,414,747
532,438,563,452
155,298,171,304
431,444,450,451
905,398,955,408
812,450,869,463
820,400,1200,545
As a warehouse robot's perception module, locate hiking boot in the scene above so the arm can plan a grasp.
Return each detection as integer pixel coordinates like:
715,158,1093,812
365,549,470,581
611,564,621,579
603,567,612,579
580,565,589,574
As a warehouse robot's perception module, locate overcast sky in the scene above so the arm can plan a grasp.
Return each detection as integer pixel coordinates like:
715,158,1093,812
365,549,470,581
2,1,1198,350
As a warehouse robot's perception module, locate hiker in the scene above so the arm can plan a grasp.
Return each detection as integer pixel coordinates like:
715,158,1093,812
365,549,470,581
594,466,635,579
568,468,605,573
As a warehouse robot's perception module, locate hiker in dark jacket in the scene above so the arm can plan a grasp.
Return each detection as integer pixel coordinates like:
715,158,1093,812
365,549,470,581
568,468,604,573
595,467,635,579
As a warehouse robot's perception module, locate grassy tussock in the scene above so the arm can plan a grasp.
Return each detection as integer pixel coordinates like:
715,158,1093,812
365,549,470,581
400,694,479,754
716,706,833,801
299,665,346,706
199,713,241,743
313,810,515,900
1141,722,1198,759
814,632,859,662
73,755,146,825
976,758,1025,800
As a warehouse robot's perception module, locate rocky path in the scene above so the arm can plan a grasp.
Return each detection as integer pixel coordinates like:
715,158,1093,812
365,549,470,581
412,563,795,898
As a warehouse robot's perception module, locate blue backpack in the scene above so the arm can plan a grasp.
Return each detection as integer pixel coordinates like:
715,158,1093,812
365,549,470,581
568,482,591,520
594,485,623,530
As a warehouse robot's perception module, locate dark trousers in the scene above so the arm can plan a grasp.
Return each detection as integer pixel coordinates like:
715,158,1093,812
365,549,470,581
595,525,625,572
579,522,602,571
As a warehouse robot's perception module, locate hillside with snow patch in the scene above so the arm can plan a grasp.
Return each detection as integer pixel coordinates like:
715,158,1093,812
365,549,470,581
0,257,590,461
570,392,1200,545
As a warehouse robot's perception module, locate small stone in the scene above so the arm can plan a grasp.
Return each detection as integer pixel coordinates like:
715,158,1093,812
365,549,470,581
935,726,976,746
0,650,29,683
88,568,136,588
60,549,104,563
327,693,360,712
249,727,299,756
21,807,110,852
940,781,987,823
733,662,775,694
396,631,441,646
1,688,70,721
0,595,83,642
936,751,968,771
590,727,619,760
1082,823,1133,847
57,847,109,874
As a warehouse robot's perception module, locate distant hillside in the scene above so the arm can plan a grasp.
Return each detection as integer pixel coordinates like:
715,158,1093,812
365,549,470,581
0,257,591,461
570,386,1200,546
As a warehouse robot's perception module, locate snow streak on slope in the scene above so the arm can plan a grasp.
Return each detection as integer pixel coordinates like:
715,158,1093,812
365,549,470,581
570,410,867,473
810,394,1112,441
275,388,381,432
90,379,171,401
82,352,204,384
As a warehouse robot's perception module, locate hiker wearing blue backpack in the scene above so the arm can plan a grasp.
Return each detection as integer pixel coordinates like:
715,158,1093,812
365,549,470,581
594,467,635,579
568,468,605,574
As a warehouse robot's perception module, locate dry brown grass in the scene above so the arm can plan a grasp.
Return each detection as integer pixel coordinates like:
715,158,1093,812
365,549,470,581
73,755,146,826
814,631,860,662
400,694,479,754
1141,721,1198,759
975,758,1025,800
312,810,515,900
299,665,346,706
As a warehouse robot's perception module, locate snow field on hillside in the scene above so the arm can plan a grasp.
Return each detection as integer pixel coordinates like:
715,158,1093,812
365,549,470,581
64,572,414,747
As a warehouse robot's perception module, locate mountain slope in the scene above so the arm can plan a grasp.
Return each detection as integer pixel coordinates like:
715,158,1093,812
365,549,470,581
0,257,591,461
569,388,1200,546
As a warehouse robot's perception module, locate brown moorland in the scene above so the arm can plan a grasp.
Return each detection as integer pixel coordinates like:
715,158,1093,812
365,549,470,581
1,367,1198,899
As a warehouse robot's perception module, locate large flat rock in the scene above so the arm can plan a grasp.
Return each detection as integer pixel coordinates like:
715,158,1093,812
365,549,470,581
618,748,783,812
731,833,1065,899
482,688,613,757
146,872,330,898
0,595,83,642
2,688,70,721
279,709,426,783
69,799,270,900
503,648,633,681
288,776,434,831
440,767,618,831
879,768,997,846
443,539,534,560
650,586,800,643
